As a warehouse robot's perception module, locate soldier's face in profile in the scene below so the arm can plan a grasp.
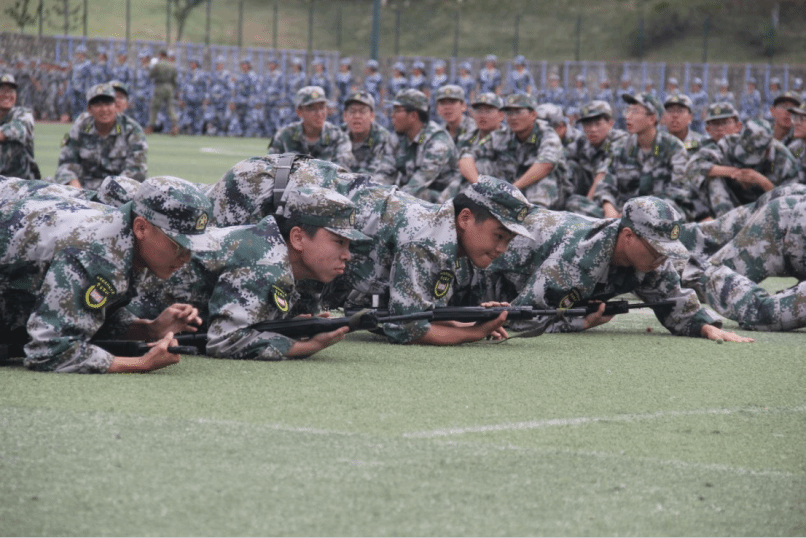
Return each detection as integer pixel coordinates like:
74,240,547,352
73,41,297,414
114,90,129,113
625,105,655,135
297,102,327,130
0,84,17,113
436,98,466,124
132,218,193,280
295,228,352,283
771,101,797,129
456,210,515,269
791,113,806,138
581,115,613,147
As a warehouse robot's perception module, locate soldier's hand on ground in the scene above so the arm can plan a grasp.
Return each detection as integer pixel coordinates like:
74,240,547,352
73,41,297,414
475,311,509,341
582,301,615,330
287,326,350,358
108,332,181,373
700,324,754,343
150,303,202,338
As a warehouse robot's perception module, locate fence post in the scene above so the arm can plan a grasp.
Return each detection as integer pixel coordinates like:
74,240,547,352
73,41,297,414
166,0,171,46
453,10,460,58
702,16,709,63
206,0,211,46
238,0,245,49
513,15,520,57
394,10,400,56
83,0,88,37
575,15,581,62
273,3,279,50
308,3,315,54
336,7,342,50
370,0,380,60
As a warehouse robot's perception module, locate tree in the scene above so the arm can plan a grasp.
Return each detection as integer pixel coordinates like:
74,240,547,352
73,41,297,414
4,0,38,32
47,0,82,35
174,0,205,42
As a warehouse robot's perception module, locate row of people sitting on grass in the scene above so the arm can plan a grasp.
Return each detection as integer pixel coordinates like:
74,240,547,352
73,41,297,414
3,150,806,374
3,71,805,226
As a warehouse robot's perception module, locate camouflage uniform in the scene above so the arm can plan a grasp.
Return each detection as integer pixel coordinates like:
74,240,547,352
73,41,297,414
739,81,762,122
391,120,460,204
344,176,532,344
687,119,801,217
478,198,719,335
0,176,98,203
148,54,178,129
454,62,476,103
205,155,374,227
0,76,38,180
543,76,567,108
269,120,354,168
55,107,148,190
69,49,92,119
347,121,396,182
0,177,215,372
477,56,501,95
506,57,535,96
688,79,709,133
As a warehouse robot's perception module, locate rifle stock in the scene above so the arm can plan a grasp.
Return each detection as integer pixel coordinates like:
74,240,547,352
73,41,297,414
584,299,678,316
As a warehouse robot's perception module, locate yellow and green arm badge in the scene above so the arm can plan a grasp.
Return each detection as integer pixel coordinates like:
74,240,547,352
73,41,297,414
433,270,454,299
83,275,117,310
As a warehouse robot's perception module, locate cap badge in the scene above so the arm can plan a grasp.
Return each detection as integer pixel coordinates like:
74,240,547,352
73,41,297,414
311,91,319,99
669,224,680,240
349,210,356,227
433,270,454,299
516,207,528,222
195,212,209,231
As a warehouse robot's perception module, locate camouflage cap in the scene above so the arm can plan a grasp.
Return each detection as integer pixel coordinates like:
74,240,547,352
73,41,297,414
578,100,613,121
773,91,802,107
366,59,378,69
536,103,565,125
295,86,328,108
86,82,116,105
281,186,370,242
622,92,664,117
787,101,806,117
513,55,526,65
793,77,803,90
667,77,678,85
434,84,465,102
705,102,739,122
132,176,218,252
746,77,757,85
0,73,17,89
344,90,375,111
471,92,503,109
692,77,703,85
458,61,472,72
663,93,693,112
339,57,352,66
96,175,141,208
502,92,536,111
770,77,780,86
727,119,773,167
391,88,429,112
463,176,533,239
110,79,129,97
412,60,425,71
620,197,688,260
485,54,497,63
392,61,406,73
75,44,87,54
433,59,446,69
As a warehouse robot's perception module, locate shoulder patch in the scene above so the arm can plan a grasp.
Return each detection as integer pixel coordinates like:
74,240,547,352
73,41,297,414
83,275,117,310
272,284,290,313
61,133,70,146
559,288,582,309
433,270,455,299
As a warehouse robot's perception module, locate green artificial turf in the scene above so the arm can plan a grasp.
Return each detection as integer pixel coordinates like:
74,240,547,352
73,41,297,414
2,127,805,536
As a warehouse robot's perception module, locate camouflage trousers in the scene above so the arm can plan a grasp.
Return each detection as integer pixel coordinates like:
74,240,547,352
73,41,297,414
148,85,177,128
683,262,806,331
563,193,604,218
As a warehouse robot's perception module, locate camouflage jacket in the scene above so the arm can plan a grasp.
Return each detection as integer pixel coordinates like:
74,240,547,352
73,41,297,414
55,113,148,189
0,176,98,203
345,121,397,183
786,138,806,174
391,120,460,203
345,186,459,343
0,196,141,373
444,114,477,146
0,106,37,179
479,208,718,336
149,60,177,88
268,120,356,170
127,217,304,361
564,127,627,194
206,155,375,227
595,129,689,215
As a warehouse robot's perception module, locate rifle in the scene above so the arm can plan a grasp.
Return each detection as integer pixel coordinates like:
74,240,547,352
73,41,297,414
89,340,202,357
582,299,678,316
345,305,589,323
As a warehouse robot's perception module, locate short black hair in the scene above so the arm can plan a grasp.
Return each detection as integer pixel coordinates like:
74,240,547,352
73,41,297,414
453,193,493,223
275,214,319,242
403,106,429,124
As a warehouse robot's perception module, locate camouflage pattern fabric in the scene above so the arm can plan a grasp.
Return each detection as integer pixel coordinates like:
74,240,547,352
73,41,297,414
0,176,97,203
477,67,501,94
206,155,376,227
268,120,355,170
0,196,139,372
477,207,718,335
148,58,178,126
0,105,37,179
786,138,806,173
391,120,461,204
595,129,690,216
564,127,627,196
55,112,148,189
346,121,397,183
127,217,300,360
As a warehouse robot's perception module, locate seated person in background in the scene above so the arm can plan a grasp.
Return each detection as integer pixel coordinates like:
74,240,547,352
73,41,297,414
687,119,801,218
563,100,627,217
456,92,506,184
55,82,148,190
268,85,355,170
0,176,217,373
341,90,396,183
434,84,476,144
389,88,460,204
127,187,370,361
0,73,39,180
785,101,806,172
662,93,703,151
768,91,800,145
592,92,691,220
476,196,752,343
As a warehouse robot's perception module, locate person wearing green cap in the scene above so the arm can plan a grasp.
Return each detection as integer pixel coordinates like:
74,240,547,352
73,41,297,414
786,101,806,170
456,92,506,185
145,49,179,136
269,85,355,170
0,175,218,373
474,196,752,342
55,82,148,190
338,175,533,346
592,92,691,220
341,90,397,182
434,84,476,143
389,88,461,203
0,73,39,180
127,186,370,361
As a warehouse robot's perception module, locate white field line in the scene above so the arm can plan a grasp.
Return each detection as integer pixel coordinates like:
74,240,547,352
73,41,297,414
402,404,806,439
198,147,256,156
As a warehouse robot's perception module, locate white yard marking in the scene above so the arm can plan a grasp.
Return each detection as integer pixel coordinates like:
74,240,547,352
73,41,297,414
402,405,806,438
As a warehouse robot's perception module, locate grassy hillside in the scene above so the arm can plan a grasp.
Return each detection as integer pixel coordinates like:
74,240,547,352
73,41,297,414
4,0,806,64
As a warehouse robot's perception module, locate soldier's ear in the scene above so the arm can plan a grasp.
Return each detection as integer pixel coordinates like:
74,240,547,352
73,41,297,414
132,216,150,240
455,207,475,231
